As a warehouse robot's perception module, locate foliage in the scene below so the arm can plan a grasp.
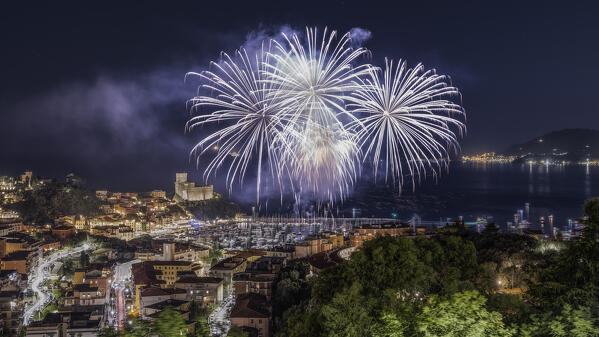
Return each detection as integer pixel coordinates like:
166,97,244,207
277,199,599,336
186,198,240,220
414,291,513,337
272,258,311,329
518,304,599,337
227,325,249,337
9,181,99,224
124,319,151,337
151,307,189,337
98,326,119,337
79,251,90,267
528,197,599,308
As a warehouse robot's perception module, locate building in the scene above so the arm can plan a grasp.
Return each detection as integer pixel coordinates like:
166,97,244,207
174,276,224,306
350,224,412,247
264,246,295,260
294,233,345,258
0,233,42,260
173,173,213,201
64,284,106,306
143,299,190,321
151,261,192,285
51,225,76,240
210,257,247,288
230,293,271,337
0,290,23,335
139,287,188,319
150,190,167,199
42,240,60,253
0,223,19,237
1,250,34,274
132,260,192,313
233,256,285,301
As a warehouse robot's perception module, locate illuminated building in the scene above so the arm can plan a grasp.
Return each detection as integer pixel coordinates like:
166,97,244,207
174,173,213,202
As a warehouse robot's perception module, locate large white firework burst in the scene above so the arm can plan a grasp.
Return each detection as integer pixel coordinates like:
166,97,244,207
186,27,466,204
185,44,290,202
349,58,466,191
263,27,370,200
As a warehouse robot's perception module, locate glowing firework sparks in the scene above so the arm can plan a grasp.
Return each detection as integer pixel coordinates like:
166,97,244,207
349,58,466,190
264,27,370,200
185,44,290,201
186,28,466,203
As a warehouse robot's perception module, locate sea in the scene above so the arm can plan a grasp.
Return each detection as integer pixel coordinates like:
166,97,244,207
339,162,599,230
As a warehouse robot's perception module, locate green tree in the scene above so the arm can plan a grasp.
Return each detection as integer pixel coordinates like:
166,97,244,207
529,198,599,307
79,251,90,267
518,305,598,337
415,290,513,337
152,307,188,337
98,326,118,337
124,319,151,337
320,283,380,337
227,325,248,337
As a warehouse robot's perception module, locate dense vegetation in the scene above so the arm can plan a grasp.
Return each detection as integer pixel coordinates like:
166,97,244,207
185,197,240,220
274,199,599,337
8,181,99,224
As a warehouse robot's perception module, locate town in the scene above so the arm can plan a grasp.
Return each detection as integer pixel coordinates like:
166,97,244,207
1,170,592,337
0,171,425,337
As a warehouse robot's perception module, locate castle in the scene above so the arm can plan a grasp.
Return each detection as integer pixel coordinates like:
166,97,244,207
174,173,214,201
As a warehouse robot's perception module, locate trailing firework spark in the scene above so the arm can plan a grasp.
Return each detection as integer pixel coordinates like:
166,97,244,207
349,58,466,191
186,27,466,203
185,44,291,202
264,27,370,200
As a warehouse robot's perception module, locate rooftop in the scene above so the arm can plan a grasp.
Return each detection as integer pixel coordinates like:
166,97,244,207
140,287,186,297
176,276,223,284
1,250,31,261
145,299,189,310
230,293,270,318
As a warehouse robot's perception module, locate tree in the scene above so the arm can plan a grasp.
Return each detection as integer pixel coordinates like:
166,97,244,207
79,251,90,267
192,320,211,337
518,305,598,337
152,307,188,337
529,198,599,307
98,326,118,337
124,319,151,337
320,283,380,337
227,325,249,337
483,223,500,234
415,291,513,337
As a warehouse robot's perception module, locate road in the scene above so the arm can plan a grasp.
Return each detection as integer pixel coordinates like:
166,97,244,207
209,291,235,336
23,242,94,326
115,287,126,331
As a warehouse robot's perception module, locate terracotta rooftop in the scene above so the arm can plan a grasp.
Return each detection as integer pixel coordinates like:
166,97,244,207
176,276,223,284
140,287,186,297
230,293,270,318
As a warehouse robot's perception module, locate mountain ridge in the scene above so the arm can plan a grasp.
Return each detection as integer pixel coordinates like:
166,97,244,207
503,128,599,160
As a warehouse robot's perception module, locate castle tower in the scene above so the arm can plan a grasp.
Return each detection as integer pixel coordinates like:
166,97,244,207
163,242,175,261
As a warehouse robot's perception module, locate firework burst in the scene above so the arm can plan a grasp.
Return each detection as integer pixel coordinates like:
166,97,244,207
349,58,465,190
185,44,290,202
264,27,370,200
186,27,466,204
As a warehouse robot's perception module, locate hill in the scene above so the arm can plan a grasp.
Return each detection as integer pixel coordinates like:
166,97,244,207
504,128,599,161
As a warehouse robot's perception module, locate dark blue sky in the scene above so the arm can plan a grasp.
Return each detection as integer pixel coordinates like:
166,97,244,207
1,0,598,193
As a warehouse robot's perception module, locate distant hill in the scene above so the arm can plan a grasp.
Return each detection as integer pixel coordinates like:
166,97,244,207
504,128,599,161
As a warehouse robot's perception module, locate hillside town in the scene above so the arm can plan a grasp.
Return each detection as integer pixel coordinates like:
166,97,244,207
0,171,590,337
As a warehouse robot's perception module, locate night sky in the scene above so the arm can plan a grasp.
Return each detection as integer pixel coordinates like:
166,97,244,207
1,1,598,194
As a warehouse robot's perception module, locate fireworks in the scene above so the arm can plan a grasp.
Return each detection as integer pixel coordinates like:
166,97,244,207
186,27,465,203
349,58,465,191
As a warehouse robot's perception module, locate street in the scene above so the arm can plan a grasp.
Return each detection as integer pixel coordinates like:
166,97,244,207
23,242,94,326
209,291,235,336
